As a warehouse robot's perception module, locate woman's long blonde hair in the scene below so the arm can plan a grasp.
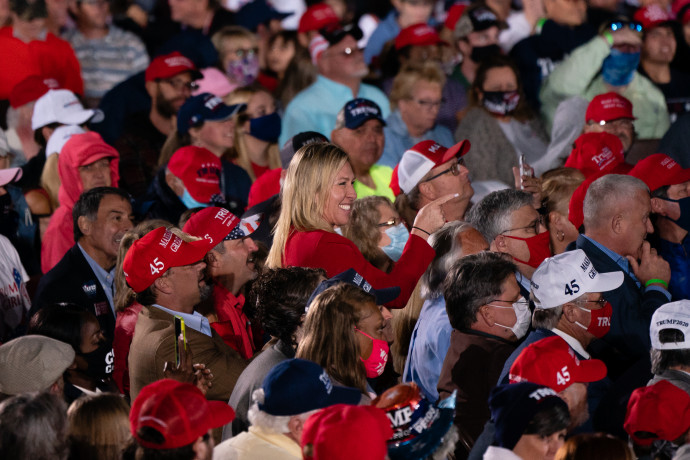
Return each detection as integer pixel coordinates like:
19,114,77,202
296,283,376,393
266,143,349,268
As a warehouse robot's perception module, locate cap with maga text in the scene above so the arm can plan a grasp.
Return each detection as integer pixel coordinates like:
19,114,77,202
531,249,623,309
509,336,607,392
628,153,690,192
305,268,401,312
145,51,202,82
258,358,361,416
394,139,471,195
123,227,210,292
130,379,235,449
625,379,690,446
182,206,257,245
585,92,636,124
650,300,690,350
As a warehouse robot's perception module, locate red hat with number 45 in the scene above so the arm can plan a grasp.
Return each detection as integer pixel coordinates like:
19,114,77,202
123,227,211,293
393,139,471,195
509,336,607,392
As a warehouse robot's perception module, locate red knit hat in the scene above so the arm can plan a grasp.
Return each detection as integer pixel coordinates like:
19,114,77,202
130,379,235,449
628,153,690,192
168,146,222,203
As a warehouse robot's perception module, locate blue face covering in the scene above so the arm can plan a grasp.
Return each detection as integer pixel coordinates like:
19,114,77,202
180,188,210,209
249,112,282,143
602,48,640,86
381,223,410,262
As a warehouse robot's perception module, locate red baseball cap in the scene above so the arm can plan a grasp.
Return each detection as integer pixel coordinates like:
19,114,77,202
444,2,469,30
628,153,690,192
182,206,257,245
9,75,60,108
123,227,210,292
130,379,235,449
625,380,690,446
564,132,629,179
585,92,636,124
168,146,222,203
633,4,675,30
509,336,607,393
396,139,471,194
301,404,393,460
298,3,340,33
145,52,202,82
395,23,448,50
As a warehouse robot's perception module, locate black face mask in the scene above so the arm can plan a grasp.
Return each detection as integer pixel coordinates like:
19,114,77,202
0,194,19,239
78,342,113,381
471,44,501,63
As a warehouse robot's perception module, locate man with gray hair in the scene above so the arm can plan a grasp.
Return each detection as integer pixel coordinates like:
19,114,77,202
576,174,671,361
403,221,488,402
214,358,361,459
467,189,551,299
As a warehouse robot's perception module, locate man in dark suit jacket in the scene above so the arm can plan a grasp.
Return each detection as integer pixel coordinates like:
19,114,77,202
123,226,246,401
32,187,134,340
576,174,671,365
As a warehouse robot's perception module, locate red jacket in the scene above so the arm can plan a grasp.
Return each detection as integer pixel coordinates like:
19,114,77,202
284,230,435,308
112,302,143,397
0,27,83,99
211,284,255,360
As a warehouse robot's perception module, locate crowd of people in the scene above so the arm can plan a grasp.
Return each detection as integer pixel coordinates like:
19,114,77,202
1,0,690,458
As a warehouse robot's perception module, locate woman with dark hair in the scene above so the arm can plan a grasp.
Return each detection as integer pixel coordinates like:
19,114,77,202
28,303,117,402
486,382,570,460
455,55,549,189
296,283,387,397
226,266,326,437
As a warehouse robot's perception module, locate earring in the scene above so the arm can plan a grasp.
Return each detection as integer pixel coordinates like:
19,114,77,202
556,230,565,242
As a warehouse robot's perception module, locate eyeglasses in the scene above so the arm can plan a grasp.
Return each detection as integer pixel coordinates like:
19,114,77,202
412,98,444,110
500,215,544,236
488,299,530,307
227,47,258,59
377,217,401,228
607,21,643,33
422,157,466,183
594,118,635,129
578,299,607,309
159,78,198,92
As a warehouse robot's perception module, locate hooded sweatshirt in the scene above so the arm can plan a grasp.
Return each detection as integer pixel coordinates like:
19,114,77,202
41,132,119,274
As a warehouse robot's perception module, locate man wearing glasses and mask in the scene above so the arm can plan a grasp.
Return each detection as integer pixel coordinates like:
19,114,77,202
113,52,202,198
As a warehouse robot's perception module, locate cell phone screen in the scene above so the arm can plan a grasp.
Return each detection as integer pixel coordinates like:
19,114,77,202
174,315,187,367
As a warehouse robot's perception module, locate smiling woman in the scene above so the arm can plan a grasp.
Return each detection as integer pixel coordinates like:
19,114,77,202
266,142,452,308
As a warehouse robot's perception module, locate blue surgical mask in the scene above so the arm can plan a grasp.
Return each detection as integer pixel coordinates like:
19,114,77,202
381,223,409,262
249,112,282,143
180,188,210,209
602,48,640,87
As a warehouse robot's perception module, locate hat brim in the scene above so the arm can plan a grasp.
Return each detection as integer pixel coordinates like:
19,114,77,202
206,400,236,428
586,270,624,294
373,286,401,306
346,115,387,130
206,103,246,123
443,139,471,163
574,358,607,384
62,108,104,127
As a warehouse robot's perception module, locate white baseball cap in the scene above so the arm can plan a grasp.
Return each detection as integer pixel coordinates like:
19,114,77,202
45,124,86,158
393,139,471,195
650,300,690,350
31,89,104,130
530,249,624,309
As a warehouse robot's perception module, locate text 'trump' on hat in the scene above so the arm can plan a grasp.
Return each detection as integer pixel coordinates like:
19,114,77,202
334,98,386,131
182,206,257,245
123,226,211,293
564,132,628,180
509,336,607,392
130,379,235,449
650,300,690,350
531,249,623,309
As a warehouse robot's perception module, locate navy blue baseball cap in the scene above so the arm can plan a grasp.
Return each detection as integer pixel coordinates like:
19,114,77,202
305,269,401,312
234,0,291,32
177,93,246,135
335,98,386,130
258,359,361,416
489,382,569,450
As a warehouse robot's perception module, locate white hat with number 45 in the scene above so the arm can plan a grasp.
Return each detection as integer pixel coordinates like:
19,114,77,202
530,249,624,309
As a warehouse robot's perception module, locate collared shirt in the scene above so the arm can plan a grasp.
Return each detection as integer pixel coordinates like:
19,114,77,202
582,235,671,301
551,327,590,359
151,304,213,337
515,270,531,295
212,284,255,360
279,75,390,147
78,243,116,316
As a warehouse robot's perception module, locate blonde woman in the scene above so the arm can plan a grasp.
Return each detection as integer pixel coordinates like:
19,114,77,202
67,394,131,460
266,142,453,308
540,167,585,255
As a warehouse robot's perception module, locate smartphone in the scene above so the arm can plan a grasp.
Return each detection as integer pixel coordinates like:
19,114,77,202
518,154,533,189
174,315,187,367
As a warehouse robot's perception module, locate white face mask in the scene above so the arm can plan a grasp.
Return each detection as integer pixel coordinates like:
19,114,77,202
489,297,531,339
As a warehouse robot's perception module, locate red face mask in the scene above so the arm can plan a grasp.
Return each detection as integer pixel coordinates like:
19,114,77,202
576,302,613,338
502,231,552,268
